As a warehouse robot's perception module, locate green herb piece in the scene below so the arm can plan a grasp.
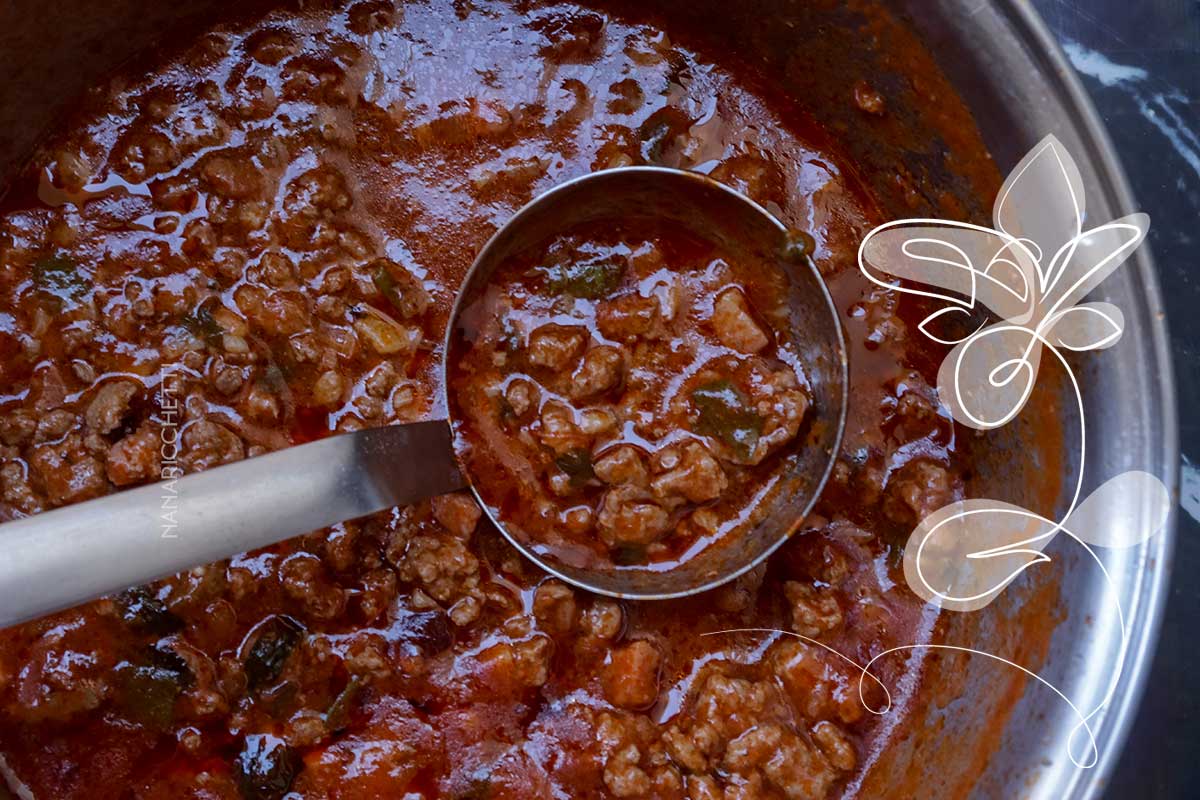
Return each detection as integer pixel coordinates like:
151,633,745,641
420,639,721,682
542,255,625,299
32,255,89,306
612,544,647,566
370,259,430,319
233,734,301,800
497,395,516,423
555,448,595,488
324,676,362,733
372,265,405,314
260,363,288,393
117,665,183,726
245,616,303,691
456,781,492,800
691,379,764,461
116,648,191,728
116,585,183,635
181,305,222,346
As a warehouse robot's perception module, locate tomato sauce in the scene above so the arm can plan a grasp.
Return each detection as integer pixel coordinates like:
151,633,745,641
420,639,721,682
0,1,985,798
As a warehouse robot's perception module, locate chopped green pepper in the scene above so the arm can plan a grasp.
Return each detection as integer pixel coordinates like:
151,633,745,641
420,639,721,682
115,647,191,728
554,448,595,488
259,363,288,393
541,254,625,299
497,394,516,423
31,255,89,306
245,616,303,691
454,772,493,800
612,544,648,566
181,305,223,346
372,265,406,315
261,680,300,720
324,675,362,733
116,585,183,635
117,665,184,727
780,229,816,263
691,379,764,461
233,734,301,800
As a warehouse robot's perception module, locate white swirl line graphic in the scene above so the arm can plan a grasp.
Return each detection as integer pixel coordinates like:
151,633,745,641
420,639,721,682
703,628,1106,768
703,134,1171,772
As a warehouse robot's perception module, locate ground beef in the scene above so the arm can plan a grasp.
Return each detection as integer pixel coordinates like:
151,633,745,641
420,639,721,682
603,640,662,709
105,425,163,486
180,420,245,473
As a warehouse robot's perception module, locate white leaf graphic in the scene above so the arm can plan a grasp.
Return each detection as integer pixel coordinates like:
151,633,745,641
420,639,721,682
856,135,1164,772
1040,213,1150,319
903,499,1056,612
903,471,1171,612
1066,471,1172,549
993,134,1085,289
1044,302,1124,351
859,221,1038,325
936,323,1042,429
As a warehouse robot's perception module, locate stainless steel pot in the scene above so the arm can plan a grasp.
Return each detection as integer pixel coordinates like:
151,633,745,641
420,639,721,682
0,1,1177,798
899,4,1177,797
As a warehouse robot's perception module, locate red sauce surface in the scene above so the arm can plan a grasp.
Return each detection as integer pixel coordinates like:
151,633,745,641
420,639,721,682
449,215,815,570
0,1,976,798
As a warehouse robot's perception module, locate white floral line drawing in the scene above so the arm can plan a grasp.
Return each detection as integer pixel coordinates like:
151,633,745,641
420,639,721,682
705,135,1171,769
860,134,1174,767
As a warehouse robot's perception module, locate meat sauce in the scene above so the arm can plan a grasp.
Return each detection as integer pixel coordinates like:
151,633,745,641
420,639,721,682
0,1,963,798
448,217,813,569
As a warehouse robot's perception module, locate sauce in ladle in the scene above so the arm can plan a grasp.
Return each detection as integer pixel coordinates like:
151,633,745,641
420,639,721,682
448,210,817,571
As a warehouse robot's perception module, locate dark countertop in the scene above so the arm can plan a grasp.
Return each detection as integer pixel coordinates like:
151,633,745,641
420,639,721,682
1030,2,1199,797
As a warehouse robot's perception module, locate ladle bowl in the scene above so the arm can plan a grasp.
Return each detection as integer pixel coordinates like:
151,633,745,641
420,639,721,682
445,166,849,599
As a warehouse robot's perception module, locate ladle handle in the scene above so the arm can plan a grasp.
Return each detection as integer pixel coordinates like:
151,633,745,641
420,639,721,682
0,420,464,628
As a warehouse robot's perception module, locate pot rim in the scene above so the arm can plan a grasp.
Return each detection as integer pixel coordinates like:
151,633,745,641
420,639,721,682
989,2,1179,795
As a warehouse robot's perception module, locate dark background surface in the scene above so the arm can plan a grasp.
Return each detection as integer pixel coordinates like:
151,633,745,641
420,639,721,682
1028,1,1199,797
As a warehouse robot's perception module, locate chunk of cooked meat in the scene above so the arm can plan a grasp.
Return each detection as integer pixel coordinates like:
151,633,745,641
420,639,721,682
570,345,625,399
533,579,578,635
29,436,107,506
883,459,960,524
783,581,843,640
527,323,587,371
536,401,590,455
594,444,650,488
180,419,245,472
596,485,672,546
650,440,727,504
711,287,769,354
105,425,162,486
504,378,540,418
85,380,139,435
602,640,662,709
431,492,482,538
596,292,667,342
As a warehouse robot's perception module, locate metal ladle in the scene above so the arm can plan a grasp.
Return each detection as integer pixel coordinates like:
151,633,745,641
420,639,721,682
0,167,847,627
